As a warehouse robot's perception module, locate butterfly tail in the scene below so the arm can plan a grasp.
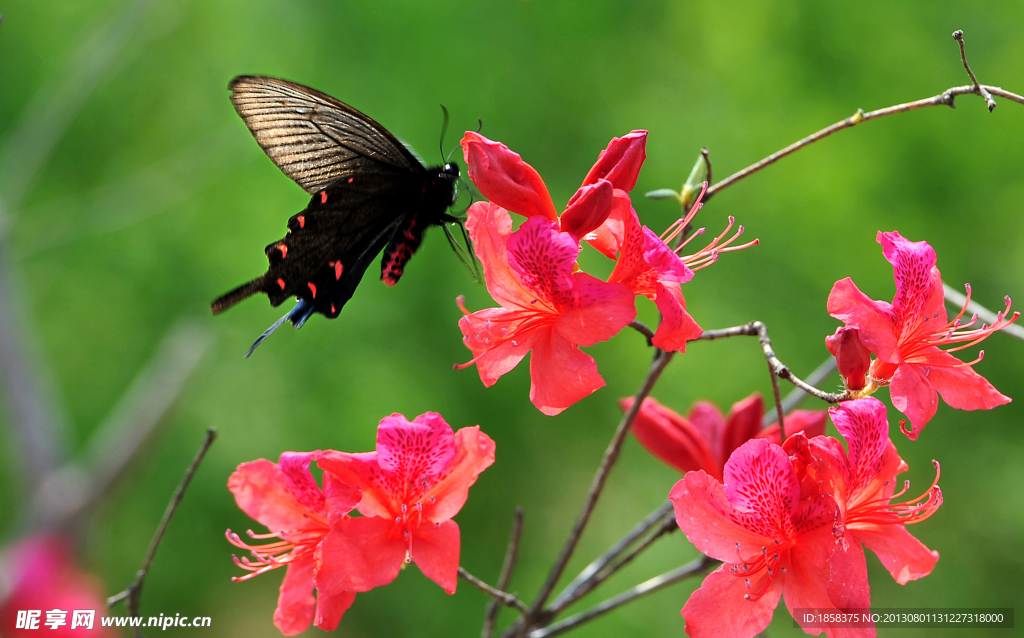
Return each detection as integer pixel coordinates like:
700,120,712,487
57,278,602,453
243,300,314,358
211,277,267,314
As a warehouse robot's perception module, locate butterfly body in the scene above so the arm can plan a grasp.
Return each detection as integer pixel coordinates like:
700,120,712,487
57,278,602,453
210,76,460,352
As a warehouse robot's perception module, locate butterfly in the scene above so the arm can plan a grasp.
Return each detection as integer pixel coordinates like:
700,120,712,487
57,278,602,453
211,76,464,356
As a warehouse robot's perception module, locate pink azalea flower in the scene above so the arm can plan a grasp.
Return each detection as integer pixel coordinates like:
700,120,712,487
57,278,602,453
0,535,116,637
783,398,941,626
604,184,757,351
455,202,636,415
622,393,827,481
227,452,361,635
460,130,646,241
827,231,1018,438
670,439,846,638
315,412,494,596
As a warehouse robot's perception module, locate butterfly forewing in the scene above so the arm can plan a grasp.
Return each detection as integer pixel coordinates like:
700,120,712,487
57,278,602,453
229,76,424,194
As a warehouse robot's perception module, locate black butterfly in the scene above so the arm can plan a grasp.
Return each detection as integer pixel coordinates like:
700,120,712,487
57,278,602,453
211,76,463,356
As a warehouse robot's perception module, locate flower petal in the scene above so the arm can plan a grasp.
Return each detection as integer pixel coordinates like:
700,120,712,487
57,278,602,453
622,396,719,478
314,590,356,632
377,412,456,481
888,363,938,440
828,398,893,496
651,281,703,353
554,273,636,347
458,308,539,387
528,329,605,415
273,559,316,636
228,457,321,533
827,277,899,362
642,226,694,284
854,524,939,584
317,451,395,520
877,231,947,327
826,327,872,392
669,472,773,562
757,410,827,446
580,130,647,192
506,216,579,305
719,394,764,467
925,358,1011,411
723,440,800,537
560,179,614,240
687,401,727,463
461,131,557,221
681,565,782,638
314,516,405,594
412,520,461,594
465,202,533,307
586,190,631,259
321,470,362,527
783,526,860,638
426,426,496,522
825,532,872,612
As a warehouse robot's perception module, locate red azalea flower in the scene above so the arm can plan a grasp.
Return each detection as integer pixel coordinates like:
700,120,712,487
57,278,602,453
227,452,361,635
827,231,1018,438
460,130,646,242
455,202,636,415
623,393,827,480
604,183,757,351
798,398,941,594
671,439,845,638
0,535,116,637
315,412,495,596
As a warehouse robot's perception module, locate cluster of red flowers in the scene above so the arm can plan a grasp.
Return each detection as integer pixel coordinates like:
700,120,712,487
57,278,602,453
455,130,755,415
226,130,1016,638
226,413,493,635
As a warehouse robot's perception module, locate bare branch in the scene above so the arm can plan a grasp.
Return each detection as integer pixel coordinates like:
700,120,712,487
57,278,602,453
528,557,716,638
459,567,531,616
943,283,1024,344
549,500,674,612
698,322,847,403
30,319,213,529
108,428,216,635
627,320,655,346
529,351,676,617
484,508,525,638
704,31,1020,201
762,356,838,428
953,30,996,111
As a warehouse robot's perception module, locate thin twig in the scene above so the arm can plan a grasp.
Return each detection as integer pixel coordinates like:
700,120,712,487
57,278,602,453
108,428,217,635
700,147,712,188
460,567,531,616
943,283,1024,343
550,500,674,611
529,351,676,618
765,358,786,438
31,320,213,530
528,557,716,638
953,30,996,111
698,322,847,403
704,30,1019,201
762,356,838,427
627,320,655,346
484,508,525,638
554,511,678,612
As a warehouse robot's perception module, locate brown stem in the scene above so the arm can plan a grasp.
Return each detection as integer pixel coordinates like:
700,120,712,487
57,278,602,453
528,350,676,618
704,30,1020,201
459,567,531,616
108,428,216,635
483,508,525,638
698,322,848,403
528,557,716,638
627,320,655,346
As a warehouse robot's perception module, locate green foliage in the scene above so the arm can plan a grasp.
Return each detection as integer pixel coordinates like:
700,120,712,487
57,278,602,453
0,0,1021,636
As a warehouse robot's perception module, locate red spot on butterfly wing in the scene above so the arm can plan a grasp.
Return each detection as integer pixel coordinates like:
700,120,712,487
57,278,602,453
278,244,288,258
297,215,305,228
347,177,354,183
320,191,328,204
308,282,317,298
330,261,343,280
277,278,286,290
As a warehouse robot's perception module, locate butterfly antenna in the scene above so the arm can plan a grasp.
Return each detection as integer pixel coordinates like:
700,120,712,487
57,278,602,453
438,104,450,163
476,118,483,133
244,300,313,358
443,222,480,283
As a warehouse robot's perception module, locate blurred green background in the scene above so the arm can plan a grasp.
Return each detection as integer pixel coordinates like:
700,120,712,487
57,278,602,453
1,0,1021,636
